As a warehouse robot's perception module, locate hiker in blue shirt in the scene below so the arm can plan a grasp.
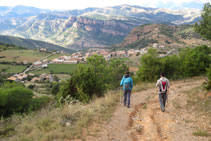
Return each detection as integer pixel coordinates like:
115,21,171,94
120,71,133,108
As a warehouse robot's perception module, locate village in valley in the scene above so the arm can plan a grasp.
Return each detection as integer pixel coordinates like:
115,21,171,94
6,47,149,83
51,48,148,64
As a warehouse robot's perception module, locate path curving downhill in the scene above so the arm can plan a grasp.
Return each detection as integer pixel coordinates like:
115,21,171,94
93,78,210,141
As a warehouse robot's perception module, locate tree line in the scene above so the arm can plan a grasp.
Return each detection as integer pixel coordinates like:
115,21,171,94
136,45,211,82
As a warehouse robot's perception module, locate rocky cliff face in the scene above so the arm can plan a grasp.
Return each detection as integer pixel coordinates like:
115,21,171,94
76,17,130,35
2,16,132,49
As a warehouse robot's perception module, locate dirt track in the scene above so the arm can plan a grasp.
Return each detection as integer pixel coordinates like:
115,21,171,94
94,78,211,141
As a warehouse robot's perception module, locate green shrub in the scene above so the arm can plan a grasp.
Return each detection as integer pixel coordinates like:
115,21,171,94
57,55,128,103
206,65,211,90
0,73,4,84
106,59,128,89
53,75,60,82
51,82,60,95
58,65,105,103
137,48,162,81
160,55,182,79
28,96,51,111
26,75,34,81
0,82,33,116
28,84,35,89
181,45,211,77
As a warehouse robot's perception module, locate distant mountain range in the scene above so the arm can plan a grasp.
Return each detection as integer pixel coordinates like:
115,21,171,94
0,35,73,53
0,5,51,19
0,5,202,50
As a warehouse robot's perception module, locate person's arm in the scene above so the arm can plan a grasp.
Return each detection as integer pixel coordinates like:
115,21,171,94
167,79,170,94
156,80,160,87
131,78,133,89
120,76,124,86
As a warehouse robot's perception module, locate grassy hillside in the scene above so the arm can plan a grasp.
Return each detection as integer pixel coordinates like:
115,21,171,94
0,35,74,53
0,50,59,63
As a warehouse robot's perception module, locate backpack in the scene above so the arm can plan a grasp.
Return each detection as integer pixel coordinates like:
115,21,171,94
160,80,167,93
123,78,131,90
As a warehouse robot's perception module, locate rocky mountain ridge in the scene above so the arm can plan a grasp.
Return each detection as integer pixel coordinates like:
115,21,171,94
0,5,202,50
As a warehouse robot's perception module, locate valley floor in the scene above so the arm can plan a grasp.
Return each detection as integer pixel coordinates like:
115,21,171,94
84,77,211,141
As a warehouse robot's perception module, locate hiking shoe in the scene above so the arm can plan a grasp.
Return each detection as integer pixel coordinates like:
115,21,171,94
162,108,165,112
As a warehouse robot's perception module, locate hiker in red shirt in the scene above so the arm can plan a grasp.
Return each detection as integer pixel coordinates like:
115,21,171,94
156,73,170,112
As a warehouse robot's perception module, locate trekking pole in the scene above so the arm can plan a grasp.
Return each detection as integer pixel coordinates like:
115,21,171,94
120,87,122,105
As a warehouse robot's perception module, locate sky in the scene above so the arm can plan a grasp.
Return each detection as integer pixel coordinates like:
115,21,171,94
0,0,210,10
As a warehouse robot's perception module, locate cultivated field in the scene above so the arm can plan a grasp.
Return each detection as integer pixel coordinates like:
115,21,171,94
0,64,27,73
0,50,67,63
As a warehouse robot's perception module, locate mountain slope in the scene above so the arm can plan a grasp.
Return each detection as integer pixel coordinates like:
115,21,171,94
0,5,51,19
0,35,74,53
120,24,210,49
0,5,202,49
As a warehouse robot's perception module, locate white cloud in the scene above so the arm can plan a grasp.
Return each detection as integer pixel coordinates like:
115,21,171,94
0,0,210,10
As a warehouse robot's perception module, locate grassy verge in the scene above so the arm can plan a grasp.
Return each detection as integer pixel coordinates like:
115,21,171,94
186,86,211,117
0,82,154,141
0,90,119,141
185,85,211,137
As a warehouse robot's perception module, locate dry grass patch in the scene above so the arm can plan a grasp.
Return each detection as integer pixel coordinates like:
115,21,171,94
172,98,182,109
193,130,211,137
0,82,154,141
0,90,119,141
133,82,154,92
186,86,211,116
185,86,211,136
